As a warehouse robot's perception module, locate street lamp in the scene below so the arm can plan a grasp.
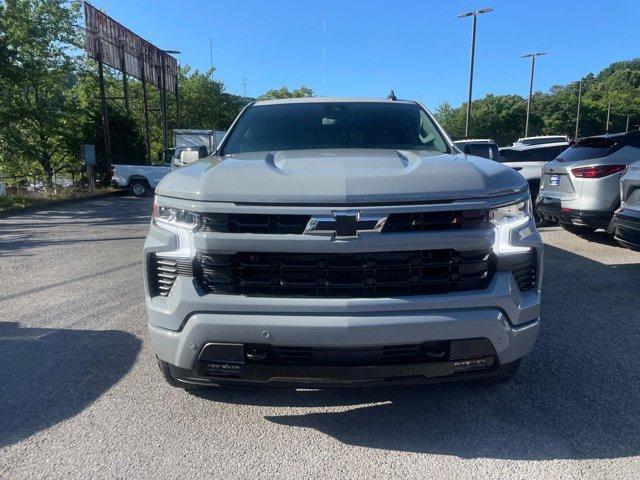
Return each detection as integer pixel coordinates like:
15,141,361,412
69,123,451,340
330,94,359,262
458,8,493,138
521,52,547,137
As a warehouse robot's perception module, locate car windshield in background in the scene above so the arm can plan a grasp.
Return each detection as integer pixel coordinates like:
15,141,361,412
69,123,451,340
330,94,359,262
222,102,449,155
559,138,619,162
456,143,499,160
499,145,568,163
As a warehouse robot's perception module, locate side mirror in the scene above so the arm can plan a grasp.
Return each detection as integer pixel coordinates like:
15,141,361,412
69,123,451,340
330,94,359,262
172,146,209,168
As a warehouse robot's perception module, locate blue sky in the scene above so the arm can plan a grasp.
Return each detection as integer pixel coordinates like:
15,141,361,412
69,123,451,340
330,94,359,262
89,0,640,109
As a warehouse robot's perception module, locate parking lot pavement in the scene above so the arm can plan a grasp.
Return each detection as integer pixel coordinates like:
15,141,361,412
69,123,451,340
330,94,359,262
0,196,639,480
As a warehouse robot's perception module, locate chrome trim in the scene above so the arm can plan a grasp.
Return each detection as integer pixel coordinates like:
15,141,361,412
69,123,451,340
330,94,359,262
303,210,388,239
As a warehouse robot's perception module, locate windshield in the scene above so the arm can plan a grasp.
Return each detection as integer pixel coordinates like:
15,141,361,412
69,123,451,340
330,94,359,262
559,137,619,162
222,102,449,155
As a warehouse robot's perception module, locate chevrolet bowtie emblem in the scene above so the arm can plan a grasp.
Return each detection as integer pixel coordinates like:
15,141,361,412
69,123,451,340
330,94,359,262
304,210,388,239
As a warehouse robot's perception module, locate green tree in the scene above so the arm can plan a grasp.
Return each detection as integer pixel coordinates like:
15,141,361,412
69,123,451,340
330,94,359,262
0,0,83,187
259,85,314,100
177,66,249,131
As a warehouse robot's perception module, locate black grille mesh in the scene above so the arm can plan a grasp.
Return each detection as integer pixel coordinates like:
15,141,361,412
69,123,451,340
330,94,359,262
200,210,490,235
202,213,310,234
511,250,537,292
383,209,489,232
148,254,193,297
194,249,494,298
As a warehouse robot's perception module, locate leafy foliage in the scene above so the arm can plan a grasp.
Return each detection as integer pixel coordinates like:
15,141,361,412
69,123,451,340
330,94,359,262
2,0,640,188
436,59,640,145
259,86,314,100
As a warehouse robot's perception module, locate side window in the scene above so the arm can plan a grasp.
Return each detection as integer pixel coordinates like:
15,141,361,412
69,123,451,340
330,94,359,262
521,146,561,163
468,145,490,159
500,149,522,162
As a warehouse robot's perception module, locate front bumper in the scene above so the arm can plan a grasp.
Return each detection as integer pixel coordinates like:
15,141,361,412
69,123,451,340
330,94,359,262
167,356,523,388
150,306,539,386
612,209,640,250
145,194,542,387
535,198,612,229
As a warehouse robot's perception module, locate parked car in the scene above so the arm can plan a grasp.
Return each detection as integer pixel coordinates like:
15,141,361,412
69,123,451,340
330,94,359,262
454,139,499,160
111,163,171,197
611,161,640,250
499,141,570,225
514,135,570,146
536,131,640,236
144,97,543,389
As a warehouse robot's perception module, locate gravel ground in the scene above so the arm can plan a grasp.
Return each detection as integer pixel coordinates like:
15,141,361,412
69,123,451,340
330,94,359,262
0,196,638,480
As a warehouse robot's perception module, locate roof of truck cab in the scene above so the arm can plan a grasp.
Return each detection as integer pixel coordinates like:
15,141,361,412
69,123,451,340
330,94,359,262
253,97,417,106
500,141,570,151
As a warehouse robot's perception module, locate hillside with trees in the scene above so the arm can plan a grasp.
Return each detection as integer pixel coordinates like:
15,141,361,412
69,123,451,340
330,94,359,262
436,59,640,145
2,0,640,189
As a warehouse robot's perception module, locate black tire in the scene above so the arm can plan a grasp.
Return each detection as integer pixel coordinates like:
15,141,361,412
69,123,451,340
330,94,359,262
130,180,150,197
157,358,200,390
559,223,597,236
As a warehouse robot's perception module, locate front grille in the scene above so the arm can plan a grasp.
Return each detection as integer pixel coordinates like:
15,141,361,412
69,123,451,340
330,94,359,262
200,210,490,235
148,254,193,297
383,209,489,232
194,249,494,298
201,213,310,234
243,342,451,366
511,250,537,291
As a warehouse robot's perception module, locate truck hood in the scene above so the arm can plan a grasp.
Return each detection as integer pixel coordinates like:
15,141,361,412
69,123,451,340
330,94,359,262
156,149,527,204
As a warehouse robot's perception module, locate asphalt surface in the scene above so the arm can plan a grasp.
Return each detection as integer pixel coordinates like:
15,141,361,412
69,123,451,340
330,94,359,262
0,196,639,480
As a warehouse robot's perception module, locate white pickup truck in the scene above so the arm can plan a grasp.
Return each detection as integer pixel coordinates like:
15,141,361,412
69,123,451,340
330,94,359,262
111,163,171,197
111,129,226,196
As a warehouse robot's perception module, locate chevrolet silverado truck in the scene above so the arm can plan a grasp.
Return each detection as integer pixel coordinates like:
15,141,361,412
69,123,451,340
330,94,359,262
144,97,543,389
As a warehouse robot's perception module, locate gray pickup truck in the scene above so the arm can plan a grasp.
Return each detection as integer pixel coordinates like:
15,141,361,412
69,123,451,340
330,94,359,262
144,97,543,389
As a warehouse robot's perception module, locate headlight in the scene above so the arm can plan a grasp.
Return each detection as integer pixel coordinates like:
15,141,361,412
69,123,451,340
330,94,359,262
152,200,201,230
489,199,532,254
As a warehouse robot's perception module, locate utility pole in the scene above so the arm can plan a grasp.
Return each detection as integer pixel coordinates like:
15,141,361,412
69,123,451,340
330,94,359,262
575,80,582,139
522,52,547,137
626,114,633,132
606,101,611,133
458,8,493,138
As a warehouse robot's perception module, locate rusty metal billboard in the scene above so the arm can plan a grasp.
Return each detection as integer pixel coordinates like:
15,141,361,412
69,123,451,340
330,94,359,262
83,2,177,92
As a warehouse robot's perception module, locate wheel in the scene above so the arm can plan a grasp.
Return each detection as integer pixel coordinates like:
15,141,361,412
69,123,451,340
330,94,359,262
130,180,149,197
157,358,200,390
560,223,597,236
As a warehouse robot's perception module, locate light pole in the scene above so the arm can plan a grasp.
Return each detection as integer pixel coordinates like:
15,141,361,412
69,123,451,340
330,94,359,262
626,114,633,132
521,52,547,137
575,80,582,139
458,8,493,138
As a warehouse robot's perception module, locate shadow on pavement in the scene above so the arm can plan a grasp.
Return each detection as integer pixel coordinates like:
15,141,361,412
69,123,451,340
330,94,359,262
0,196,151,256
196,244,640,461
0,322,141,448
